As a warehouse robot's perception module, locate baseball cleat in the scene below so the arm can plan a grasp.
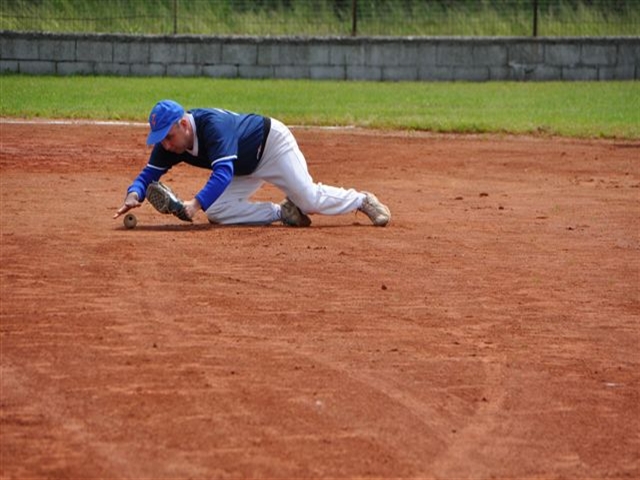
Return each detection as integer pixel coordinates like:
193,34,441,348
359,192,391,226
280,198,311,227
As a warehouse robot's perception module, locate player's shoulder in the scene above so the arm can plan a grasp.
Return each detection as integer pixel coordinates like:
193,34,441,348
191,107,242,119
192,108,241,129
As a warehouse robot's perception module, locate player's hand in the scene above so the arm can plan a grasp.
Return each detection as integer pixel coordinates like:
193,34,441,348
113,192,141,219
183,198,201,220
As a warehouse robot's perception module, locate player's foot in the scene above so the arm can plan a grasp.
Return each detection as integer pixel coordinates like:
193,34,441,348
359,192,391,226
280,198,311,227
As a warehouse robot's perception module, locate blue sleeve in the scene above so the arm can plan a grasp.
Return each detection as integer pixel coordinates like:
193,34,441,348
194,160,234,211
127,164,167,202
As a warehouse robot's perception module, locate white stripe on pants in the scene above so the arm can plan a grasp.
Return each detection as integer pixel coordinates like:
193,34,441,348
205,118,364,225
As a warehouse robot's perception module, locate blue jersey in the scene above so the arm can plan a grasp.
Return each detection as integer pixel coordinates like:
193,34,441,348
128,108,269,210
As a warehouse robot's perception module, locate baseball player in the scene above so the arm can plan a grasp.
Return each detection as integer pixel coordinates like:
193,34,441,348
114,99,391,227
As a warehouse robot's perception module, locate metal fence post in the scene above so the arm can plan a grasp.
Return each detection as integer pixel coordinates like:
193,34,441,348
533,0,538,37
173,0,178,35
351,0,358,37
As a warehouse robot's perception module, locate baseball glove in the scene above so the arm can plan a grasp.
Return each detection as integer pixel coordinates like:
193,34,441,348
146,181,192,223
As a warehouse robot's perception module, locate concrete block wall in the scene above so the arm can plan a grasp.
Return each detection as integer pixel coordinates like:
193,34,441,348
1,31,638,81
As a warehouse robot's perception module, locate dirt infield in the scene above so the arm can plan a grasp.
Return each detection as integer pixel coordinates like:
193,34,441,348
1,121,638,479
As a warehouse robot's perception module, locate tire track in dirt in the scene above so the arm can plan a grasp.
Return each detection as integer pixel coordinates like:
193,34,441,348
208,330,489,473
0,362,205,479
429,357,509,479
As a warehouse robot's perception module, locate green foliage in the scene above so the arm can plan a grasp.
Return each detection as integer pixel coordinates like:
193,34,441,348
0,0,638,36
1,75,638,139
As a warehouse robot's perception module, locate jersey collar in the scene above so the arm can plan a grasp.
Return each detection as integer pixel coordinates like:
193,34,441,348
186,113,198,156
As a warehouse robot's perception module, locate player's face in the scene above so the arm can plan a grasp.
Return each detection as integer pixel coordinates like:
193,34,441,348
161,120,190,153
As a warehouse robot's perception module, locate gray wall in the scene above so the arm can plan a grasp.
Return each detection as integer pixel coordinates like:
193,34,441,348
1,31,638,81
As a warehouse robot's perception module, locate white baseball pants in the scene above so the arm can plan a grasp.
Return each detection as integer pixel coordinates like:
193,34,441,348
205,119,365,225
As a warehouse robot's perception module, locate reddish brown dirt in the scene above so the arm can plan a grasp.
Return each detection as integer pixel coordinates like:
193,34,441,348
1,121,639,479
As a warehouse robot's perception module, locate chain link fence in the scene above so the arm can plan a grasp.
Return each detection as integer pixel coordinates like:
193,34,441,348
1,0,639,37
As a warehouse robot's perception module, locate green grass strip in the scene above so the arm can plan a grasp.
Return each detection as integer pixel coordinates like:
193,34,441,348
1,75,638,139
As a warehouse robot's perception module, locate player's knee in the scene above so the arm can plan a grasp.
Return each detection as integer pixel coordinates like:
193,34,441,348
289,190,320,213
205,203,228,223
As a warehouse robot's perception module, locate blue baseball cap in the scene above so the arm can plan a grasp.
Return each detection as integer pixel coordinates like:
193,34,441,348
146,100,185,145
